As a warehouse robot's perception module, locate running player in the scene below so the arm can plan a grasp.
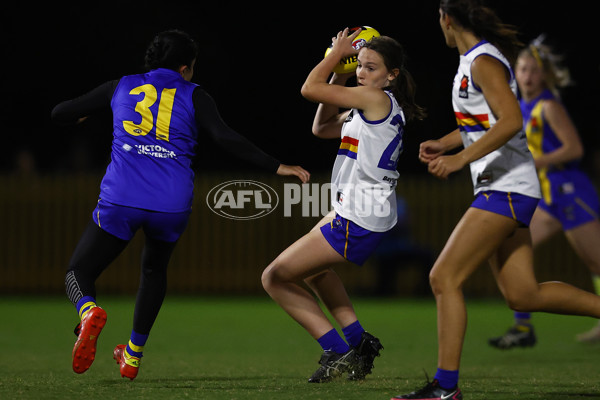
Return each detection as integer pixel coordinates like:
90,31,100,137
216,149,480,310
262,29,425,383
52,29,309,380
489,35,600,349
392,1,600,399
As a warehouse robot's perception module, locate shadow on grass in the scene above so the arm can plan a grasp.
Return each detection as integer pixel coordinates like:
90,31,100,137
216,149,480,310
470,391,600,400
99,375,298,386
99,375,403,392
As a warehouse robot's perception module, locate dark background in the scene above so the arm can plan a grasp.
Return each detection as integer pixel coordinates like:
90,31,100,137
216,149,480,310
4,1,598,177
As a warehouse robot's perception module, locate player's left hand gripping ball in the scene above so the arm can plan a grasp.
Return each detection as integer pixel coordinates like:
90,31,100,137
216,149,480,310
324,26,380,74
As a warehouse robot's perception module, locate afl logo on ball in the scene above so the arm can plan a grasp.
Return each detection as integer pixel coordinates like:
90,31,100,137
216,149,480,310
352,38,368,50
206,180,279,220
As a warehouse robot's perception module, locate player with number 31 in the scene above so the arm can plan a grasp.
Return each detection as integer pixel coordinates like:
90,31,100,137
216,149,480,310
52,29,308,381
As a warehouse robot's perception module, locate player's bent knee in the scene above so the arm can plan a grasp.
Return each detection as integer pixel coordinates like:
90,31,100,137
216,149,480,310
429,268,462,296
261,260,290,291
505,292,537,312
261,264,276,291
428,272,440,295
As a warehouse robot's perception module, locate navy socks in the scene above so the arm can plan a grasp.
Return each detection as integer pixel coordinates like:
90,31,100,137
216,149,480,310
434,368,459,389
316,320,366,354
317,329,350,354
342,320,365,348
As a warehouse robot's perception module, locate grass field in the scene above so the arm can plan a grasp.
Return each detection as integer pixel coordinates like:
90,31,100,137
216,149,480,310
1,296,599,399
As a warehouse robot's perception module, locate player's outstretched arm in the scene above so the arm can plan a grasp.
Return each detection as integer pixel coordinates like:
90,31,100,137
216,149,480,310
276,164,310,183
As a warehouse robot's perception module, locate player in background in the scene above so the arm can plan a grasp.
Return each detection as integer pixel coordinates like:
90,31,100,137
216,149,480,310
52,29,309,380
262,28,425,383
488,35,600,349
392,1,600,399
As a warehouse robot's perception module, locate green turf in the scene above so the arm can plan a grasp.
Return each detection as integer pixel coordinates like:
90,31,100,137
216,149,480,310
1,296,599,399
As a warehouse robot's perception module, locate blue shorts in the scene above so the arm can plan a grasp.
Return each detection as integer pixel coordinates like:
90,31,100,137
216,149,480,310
320,213,389,265
92,199,190,242
539,170,600,230
471,191,539,227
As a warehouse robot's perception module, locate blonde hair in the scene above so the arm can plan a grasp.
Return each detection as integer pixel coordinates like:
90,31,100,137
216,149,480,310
522,34,572,96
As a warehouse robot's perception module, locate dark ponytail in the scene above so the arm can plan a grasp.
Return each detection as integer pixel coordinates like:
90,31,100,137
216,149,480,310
363,36,426,122
440,0,522,64
144,30,199,72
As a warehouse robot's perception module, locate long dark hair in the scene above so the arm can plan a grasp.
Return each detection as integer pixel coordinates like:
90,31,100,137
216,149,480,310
439,0,522,64
144,30,199,72
363,36,426,122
